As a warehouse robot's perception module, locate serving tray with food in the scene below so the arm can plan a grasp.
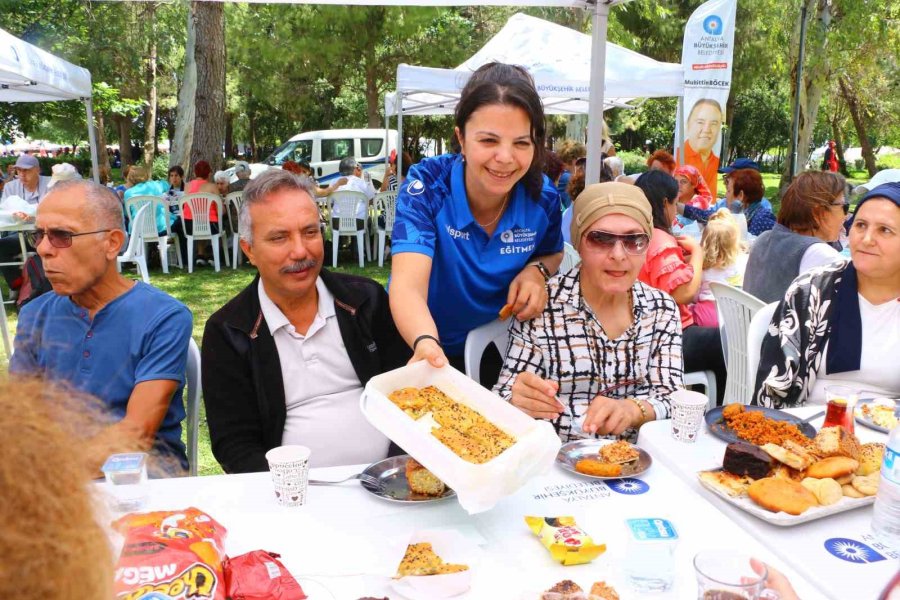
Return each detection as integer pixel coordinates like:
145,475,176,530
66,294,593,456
705,404,817,446
361,361,562,514
856,397,898,433
698,425,884,526
555,439,652,480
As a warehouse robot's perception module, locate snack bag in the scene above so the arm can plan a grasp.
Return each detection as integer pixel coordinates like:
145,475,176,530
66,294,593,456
112,507,228,600
525,516,606,566
224,550,306,600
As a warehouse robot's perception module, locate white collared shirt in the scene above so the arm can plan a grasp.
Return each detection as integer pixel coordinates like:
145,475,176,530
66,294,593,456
333,174,375,219
258,278,389,467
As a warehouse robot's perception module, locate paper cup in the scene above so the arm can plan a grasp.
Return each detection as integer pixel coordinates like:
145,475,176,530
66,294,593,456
265,445,311,507
670,389,708,443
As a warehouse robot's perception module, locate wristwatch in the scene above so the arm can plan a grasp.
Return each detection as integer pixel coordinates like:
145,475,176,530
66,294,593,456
528,261,552,282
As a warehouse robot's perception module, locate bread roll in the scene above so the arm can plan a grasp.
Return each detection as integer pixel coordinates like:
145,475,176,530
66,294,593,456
806,456,859,479
748,477,818,515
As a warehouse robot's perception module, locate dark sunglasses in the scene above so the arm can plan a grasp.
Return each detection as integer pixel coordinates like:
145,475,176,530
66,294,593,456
583,230,650,255
27,228,112,249
831,201,849,215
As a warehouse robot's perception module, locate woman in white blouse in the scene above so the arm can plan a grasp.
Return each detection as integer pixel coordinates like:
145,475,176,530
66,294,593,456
494,182,684,442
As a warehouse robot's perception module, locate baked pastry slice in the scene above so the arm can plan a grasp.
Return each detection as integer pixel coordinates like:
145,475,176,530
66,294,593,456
405,458,445,496
396,542,468,577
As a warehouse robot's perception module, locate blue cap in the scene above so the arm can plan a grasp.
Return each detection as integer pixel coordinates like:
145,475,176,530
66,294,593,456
858,182,900,212
719,158,760,174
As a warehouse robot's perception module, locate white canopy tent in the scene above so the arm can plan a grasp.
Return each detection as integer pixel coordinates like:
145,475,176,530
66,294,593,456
0,27,99,182
386,11,682,178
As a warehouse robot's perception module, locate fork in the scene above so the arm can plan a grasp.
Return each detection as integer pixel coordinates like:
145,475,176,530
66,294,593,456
308,473,384,490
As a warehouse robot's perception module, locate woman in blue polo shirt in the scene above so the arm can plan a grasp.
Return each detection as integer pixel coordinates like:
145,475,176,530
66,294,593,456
390,62,564,383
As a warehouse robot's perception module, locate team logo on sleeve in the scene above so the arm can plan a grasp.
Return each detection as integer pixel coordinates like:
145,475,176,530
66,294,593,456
406,179,425,196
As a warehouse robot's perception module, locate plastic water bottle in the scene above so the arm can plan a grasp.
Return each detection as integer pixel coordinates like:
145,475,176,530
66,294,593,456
872,424,900,550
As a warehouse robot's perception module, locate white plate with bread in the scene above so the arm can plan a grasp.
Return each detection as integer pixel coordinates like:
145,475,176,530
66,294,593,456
697,426,883,526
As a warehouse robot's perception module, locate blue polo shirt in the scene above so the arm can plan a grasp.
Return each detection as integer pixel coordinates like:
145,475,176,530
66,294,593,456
11,282,193,469
392,153,563,356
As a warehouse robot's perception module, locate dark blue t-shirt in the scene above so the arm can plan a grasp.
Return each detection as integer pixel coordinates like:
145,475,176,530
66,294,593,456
391,153,563,355
11,282,193,468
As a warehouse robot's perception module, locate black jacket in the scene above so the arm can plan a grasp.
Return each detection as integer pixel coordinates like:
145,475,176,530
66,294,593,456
201,270,411,473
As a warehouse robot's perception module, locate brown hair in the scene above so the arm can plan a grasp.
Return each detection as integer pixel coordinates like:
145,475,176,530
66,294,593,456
0,377,141,599
557,139,586,164
701,209,741,269
646,150,676,173
730,168,765,205
777,170,846,234
126,164,149,186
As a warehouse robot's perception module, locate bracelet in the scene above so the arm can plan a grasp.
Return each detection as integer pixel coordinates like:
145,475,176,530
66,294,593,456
629,398,649,426
528,261,552,282
412,334,441,351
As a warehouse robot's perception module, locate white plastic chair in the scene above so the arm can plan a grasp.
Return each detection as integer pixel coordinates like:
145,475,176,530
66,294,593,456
224,191,243,269
560,242,580,274
185,337,201,477
329,190,369,268
747,301,778,392
375,191,397,267
116,204,152,283
684,370,717,410
463,318,510,386
124,195,183,273
710,282,766,406
180,193,225,273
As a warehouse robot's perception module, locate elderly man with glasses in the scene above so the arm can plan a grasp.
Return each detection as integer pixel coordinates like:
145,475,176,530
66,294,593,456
0,155,53,294
10,180,193,476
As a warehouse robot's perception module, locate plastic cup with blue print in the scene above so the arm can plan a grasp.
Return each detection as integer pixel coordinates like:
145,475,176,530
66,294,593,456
101,452,149,511
265,445,311,507
623,518,678,592
671,389,709,443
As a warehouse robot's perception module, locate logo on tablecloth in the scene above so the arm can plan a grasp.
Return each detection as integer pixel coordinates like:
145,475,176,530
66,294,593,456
606,478,650,495
824,538,886,563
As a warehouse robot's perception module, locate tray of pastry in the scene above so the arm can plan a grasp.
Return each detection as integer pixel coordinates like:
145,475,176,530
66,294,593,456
697,426,881,526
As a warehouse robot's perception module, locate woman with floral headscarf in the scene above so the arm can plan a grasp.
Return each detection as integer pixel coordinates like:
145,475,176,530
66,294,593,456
673,164,712,210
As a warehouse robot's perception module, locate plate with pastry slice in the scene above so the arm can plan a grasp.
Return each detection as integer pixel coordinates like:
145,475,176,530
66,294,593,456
856,397,899,433
556,439,652,480
360,455,456,503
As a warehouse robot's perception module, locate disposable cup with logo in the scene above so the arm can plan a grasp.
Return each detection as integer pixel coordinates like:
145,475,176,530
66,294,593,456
265,445,311,507
670,389,709,443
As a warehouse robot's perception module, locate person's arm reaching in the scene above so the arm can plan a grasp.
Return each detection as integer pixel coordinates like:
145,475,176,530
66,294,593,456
389,252,446,368
667,236,704,305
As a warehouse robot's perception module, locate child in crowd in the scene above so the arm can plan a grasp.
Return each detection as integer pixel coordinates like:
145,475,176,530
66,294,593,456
690,209,746,327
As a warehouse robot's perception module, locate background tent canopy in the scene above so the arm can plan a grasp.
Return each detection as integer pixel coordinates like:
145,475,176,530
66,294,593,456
387,13,683,116
0,27,92,102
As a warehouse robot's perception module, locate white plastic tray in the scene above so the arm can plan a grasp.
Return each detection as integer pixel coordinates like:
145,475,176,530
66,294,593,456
697,470,875,526
361,361,562,514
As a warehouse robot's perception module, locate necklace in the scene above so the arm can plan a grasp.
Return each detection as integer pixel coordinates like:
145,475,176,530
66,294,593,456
473,192,509,229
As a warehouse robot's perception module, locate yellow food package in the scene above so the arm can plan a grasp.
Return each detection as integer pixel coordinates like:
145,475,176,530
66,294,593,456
525,516,606,566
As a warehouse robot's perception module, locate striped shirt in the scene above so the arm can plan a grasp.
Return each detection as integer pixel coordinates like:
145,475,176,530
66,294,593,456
493,266,684,442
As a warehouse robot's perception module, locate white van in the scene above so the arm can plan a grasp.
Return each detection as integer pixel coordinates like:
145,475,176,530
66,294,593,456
249,128,399,188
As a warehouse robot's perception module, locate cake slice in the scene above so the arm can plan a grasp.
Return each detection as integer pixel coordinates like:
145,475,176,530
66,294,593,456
396,542,468,577
724,442,772,479
813,426,861,461
405,458,445,496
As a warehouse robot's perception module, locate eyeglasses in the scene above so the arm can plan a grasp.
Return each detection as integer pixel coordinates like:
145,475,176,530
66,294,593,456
27,228,112,249
583,230,650,255
830,201,849,215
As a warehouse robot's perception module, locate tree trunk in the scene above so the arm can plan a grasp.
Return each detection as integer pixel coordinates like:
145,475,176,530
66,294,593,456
780,0,834,197
114,114,133,168
830,114,848,177
171,3,198,172
224,112,233,160
94,108,111,174
839,77,877,177
364,61,380,128
248,106,258,161
142,2,159,170
189,0,226,176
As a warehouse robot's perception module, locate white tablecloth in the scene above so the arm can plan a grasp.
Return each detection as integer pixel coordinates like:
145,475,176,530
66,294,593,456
638,406,896,600
102,454,823,600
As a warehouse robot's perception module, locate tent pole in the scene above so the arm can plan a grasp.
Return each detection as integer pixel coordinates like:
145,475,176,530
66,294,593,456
676,97,685,163
397,95,404,178
585,1,610,184
84,97,100,184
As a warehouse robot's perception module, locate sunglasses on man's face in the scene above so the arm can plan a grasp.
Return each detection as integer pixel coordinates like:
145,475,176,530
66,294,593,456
27,228,112,249
583,230,650,255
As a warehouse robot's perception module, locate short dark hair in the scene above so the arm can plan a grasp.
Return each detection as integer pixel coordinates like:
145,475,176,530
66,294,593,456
544,151,564,183
167,165,184,178
778,170,846,234
635,170,679,233
454,62,546,201
730,168,765,205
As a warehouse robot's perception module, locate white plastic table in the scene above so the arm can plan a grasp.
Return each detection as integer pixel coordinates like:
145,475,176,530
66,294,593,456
104,455,824,600
0,221,35,357
638,405,895,600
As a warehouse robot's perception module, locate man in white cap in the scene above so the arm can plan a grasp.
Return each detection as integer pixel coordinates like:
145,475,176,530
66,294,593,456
48,163,82,189
1,154,51,204
228,160,252,193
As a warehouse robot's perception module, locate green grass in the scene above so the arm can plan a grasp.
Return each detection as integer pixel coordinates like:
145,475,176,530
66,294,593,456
4,258,391,477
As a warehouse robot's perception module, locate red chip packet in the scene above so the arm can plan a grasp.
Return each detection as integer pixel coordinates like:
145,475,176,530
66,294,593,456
224,550,306,600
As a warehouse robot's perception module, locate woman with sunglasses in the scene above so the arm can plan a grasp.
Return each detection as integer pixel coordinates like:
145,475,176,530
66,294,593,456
636,170,726,404
744,171,848,303
495,183,682,441
390,62,563,385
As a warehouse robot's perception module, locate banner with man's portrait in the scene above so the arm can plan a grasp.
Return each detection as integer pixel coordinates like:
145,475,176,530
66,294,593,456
675,0,737,198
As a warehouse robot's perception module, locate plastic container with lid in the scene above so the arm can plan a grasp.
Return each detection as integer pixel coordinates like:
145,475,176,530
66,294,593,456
101,452,148,511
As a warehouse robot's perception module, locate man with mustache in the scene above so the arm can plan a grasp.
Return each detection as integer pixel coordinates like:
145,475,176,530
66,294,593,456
10,180,193,475
202,170,410,472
